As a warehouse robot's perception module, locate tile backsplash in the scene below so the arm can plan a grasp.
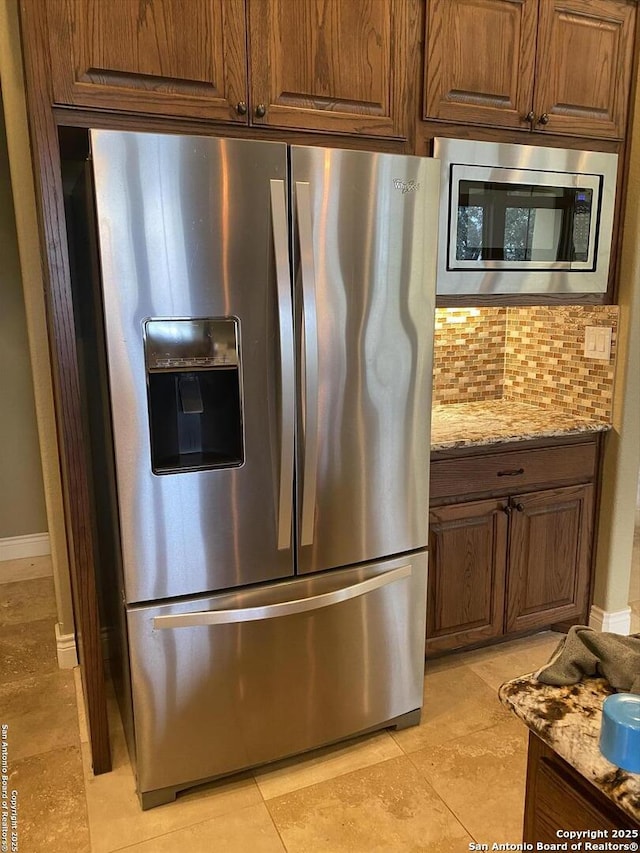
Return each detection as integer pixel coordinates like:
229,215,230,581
434,308,506,404
433,305,618,421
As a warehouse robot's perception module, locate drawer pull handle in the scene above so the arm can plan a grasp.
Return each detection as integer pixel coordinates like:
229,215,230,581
152,565,412,629
497,468,525,477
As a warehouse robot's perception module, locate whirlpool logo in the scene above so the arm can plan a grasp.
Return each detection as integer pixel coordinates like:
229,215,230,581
393,178,421,194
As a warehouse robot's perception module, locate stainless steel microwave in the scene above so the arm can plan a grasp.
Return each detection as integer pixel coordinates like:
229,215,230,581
433,138,618,295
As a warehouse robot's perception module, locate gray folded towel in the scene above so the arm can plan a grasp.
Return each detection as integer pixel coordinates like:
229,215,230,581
535,626,640,693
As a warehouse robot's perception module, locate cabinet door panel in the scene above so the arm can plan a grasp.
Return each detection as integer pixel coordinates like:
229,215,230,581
506,484,593,633
425,0,537,129
534,0,636,139
46,0,248,122
427,499,508,654
247,0,410,136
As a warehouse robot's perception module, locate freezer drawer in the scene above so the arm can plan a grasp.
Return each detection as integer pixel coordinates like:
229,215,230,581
126,552,427,805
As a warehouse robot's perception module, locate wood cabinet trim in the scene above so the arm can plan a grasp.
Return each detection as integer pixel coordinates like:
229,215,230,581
18,0,112,774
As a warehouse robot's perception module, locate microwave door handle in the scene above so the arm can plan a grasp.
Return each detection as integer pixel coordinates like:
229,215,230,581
152,565,412,628
270,180,295,551
295,182,319,548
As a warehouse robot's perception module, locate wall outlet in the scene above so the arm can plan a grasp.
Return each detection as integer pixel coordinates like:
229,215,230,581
584,326,612,360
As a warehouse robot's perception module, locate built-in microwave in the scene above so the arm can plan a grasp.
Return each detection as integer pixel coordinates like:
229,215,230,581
433,138,618,295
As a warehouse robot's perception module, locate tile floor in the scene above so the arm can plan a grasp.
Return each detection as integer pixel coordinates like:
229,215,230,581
0,541,637,852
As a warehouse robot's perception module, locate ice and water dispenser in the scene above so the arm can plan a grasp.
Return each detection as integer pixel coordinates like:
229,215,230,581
144,318,244,474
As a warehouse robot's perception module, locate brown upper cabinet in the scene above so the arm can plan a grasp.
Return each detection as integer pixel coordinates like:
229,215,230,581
246,0,410,136
40,0,411,138
44,0,249,123
425,0,637,140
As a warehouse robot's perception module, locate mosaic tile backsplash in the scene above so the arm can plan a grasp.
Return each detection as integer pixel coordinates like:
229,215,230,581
433,306,618,421
433,308,506,403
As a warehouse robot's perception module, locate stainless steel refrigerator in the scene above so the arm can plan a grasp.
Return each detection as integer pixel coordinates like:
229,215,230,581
87,130,439,808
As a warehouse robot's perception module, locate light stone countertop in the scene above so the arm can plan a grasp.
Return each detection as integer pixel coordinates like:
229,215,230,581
431,400,610,452
499,675,640,823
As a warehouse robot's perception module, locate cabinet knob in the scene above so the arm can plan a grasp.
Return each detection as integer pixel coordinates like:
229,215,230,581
236,101,247,116
524,110,535,123
502,505,513,516
515,503,525,513
538,113,550,125
255,103,267,118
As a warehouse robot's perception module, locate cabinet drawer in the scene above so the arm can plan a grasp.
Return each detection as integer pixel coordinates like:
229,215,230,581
430,441,597,502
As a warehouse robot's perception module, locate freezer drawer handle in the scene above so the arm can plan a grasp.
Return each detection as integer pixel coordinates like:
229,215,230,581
152,564,412,629
270,179,295,551
295,181,319,548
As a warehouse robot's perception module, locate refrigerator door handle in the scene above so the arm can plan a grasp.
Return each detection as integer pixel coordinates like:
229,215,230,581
295,181,319,547
152,564,411,629
270,179,295,551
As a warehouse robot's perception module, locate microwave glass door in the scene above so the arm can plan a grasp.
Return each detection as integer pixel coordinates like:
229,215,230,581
449,166,601,272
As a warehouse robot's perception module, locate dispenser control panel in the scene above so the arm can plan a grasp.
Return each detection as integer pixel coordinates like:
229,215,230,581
144,318,239,372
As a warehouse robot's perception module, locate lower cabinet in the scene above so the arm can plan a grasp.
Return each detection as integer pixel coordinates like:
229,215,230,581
505,484,593,634
428,498,508,651
524,733,639,836
427,438,597,656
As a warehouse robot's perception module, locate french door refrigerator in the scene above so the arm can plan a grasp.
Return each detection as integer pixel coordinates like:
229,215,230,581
88,130,439,808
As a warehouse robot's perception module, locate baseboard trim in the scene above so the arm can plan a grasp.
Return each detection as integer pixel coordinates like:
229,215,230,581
0,532,50,564
56,623,78,669
589,605,632,635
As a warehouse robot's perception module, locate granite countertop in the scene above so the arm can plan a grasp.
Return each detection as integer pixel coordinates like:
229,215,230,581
499,675,640,822
431,400,611,452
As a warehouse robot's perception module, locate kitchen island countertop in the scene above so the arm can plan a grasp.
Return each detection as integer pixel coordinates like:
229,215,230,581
431,400,610,452
499,674,640,823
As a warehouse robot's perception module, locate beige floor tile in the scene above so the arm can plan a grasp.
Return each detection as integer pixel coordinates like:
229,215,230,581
254,730,402,800
9,744,90,853
0,576,57,625
0,669,79,760
113,803,285,853
390,665,509,754
464,632,563,691
423,652,469,674
425,631,562,681
410,716,528,845
0,555,53,584
81,728,264,853
0,618,58,683
266,754,471,853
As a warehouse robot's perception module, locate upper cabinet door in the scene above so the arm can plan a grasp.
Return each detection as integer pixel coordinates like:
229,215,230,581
534,0,636,139
247,0,411,137
424,0,538,129
45,0,248,122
